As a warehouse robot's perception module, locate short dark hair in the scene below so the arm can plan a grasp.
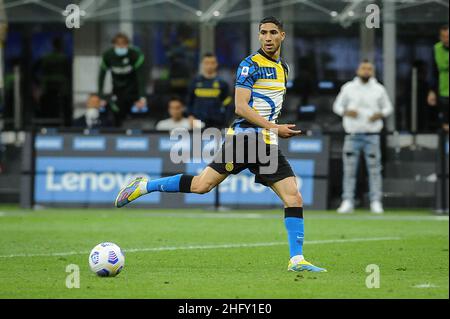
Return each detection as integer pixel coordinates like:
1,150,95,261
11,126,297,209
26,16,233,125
168,96,184,106
202,52,216,59
259,16,283,31
112,33,130,44
440,24,449,32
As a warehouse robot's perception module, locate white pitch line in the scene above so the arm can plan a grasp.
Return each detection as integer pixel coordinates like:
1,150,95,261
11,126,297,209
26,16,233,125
413,283,438,288
0,237,401,259
135,212,449,221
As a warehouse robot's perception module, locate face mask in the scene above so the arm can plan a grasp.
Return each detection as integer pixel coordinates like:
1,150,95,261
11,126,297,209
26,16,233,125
114,47,128,56
86,108,99,127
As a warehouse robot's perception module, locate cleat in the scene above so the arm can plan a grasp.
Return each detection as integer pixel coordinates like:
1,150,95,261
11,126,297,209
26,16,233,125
114,177,147,208
337,200,354,214
370,201,384,214
288,256,327,273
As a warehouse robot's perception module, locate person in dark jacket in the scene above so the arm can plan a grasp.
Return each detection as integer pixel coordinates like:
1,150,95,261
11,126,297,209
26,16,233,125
186,53,233,129
98,33,147,127
73,94,114,129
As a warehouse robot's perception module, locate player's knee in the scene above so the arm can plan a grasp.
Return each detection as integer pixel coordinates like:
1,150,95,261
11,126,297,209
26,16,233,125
285,192,303,207
191,178,215,194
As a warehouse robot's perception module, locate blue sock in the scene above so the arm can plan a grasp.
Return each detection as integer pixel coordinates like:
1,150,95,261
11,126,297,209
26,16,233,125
146,174,193,193
284,207,304,258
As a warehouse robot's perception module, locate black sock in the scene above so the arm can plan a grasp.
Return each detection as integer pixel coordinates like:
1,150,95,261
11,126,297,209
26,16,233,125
179,175,194,193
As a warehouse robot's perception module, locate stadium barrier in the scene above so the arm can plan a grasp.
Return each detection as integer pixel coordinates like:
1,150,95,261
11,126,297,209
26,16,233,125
20,130,330,210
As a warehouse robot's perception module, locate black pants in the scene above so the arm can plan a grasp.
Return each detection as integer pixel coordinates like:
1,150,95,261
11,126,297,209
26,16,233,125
439,97,449,127
113,94,138,128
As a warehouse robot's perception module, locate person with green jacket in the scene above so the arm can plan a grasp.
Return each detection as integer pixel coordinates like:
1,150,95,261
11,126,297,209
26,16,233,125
98,33,147,127
428,25,449,132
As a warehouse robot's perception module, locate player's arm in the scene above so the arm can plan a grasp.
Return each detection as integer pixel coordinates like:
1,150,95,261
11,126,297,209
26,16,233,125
235,87,301,138
98,53,109,98
133,48,146,102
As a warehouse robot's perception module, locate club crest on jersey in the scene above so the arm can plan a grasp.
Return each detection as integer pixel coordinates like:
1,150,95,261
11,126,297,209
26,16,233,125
225,162,234,172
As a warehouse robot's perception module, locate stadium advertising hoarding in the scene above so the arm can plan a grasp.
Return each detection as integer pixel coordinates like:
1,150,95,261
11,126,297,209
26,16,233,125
24,132,329,209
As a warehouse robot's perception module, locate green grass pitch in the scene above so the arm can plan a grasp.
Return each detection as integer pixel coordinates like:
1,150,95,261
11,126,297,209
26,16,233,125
0,205,448,299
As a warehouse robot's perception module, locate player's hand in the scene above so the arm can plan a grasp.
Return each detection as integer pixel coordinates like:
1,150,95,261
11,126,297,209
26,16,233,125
275,124,302,138
369,113,383,122
344,110,359,118
427,91,437,106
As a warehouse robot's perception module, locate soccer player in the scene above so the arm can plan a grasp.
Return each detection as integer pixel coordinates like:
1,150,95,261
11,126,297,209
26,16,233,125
115,16,326,273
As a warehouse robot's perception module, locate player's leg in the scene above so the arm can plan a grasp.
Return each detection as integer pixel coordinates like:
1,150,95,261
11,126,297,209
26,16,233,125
270,177,326,273
363,135,384,213
338,135,362,213
115,167,227,208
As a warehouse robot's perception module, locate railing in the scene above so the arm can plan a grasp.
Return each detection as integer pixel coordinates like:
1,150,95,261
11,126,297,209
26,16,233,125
0,128,443,213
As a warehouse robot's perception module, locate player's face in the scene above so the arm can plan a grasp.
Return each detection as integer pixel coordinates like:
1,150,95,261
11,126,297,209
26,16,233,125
357,63,374,81
168,100,184,120
114,37,129,49
440,29,449,47
259,23,285,54
202,57,218,75
87,95,101,109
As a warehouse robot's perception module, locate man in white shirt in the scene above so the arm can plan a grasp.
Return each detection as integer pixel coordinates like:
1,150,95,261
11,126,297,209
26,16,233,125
333,61,393,214
156,97,192,131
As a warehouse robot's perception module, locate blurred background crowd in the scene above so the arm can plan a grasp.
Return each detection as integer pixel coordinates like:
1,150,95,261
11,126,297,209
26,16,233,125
0,0,448,134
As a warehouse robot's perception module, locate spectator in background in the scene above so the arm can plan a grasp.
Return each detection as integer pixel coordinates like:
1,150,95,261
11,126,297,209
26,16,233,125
333,61,393,214
73,94,114,129
428,25,449,132
33,37,71,126
156,96,202,131
186,53,233,129
97,33,147,127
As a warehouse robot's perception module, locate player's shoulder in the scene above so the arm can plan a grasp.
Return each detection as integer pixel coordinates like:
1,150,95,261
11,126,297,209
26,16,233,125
371,79,388,92
191,74,203,82
128,46,144,58
434,41,444,50
102,48,115,59
238,52,260,68
129,45,143,53
341,78,358,90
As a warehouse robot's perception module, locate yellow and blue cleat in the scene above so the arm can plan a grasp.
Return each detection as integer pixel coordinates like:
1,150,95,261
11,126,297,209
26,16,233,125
288,257,327,273
115,177,147,208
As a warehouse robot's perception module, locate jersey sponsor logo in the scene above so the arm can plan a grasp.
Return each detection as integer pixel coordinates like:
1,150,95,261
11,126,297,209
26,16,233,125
111,65,133,75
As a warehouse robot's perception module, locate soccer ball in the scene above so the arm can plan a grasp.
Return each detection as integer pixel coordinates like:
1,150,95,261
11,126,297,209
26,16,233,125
88,242,125,277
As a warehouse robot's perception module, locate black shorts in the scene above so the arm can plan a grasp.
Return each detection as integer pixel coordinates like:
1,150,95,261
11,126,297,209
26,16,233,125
208,132,295,186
